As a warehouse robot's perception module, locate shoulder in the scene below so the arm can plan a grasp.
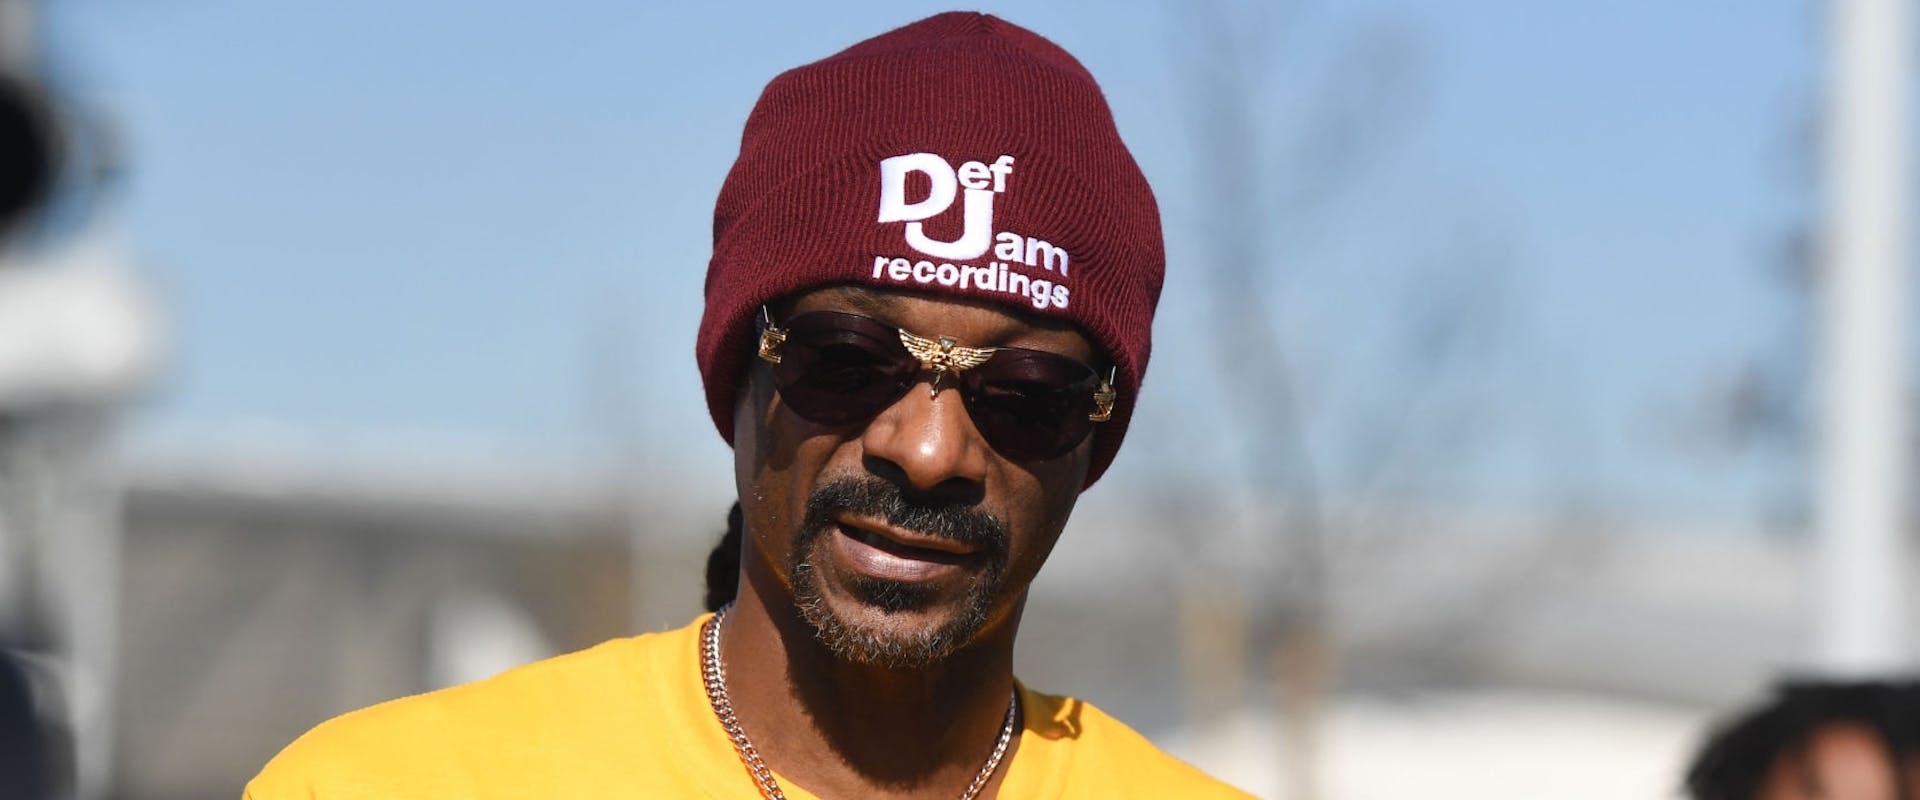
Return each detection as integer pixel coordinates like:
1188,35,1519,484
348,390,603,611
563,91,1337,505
245,621,699,799
1018,686,1255,799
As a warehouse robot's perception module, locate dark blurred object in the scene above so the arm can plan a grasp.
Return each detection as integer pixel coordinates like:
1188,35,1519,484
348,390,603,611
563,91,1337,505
1685,679,1920,800
0,647,51,800
0,70,58,239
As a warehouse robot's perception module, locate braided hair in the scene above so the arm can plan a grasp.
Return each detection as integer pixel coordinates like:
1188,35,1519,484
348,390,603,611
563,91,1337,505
702,502,743,612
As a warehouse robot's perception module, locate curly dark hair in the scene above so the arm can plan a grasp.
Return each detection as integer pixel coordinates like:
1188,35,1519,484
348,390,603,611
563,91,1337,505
1684,679,1920,799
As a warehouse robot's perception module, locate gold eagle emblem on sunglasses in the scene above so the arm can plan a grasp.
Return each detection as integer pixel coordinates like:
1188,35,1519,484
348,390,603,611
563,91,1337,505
899,330,997,397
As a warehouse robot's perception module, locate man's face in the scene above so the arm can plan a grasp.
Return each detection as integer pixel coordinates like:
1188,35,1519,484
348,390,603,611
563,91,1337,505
733,285,1098,668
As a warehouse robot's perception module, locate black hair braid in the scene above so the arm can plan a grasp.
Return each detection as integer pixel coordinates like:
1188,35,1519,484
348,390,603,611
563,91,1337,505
703,502,743,612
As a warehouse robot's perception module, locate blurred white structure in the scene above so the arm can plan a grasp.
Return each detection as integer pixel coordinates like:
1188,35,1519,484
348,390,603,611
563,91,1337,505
0,235,158,409
113,449,1916,798
1814,0,1914,674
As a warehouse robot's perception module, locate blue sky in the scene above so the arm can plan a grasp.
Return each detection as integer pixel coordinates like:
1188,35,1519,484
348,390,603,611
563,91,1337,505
41,0,1830,524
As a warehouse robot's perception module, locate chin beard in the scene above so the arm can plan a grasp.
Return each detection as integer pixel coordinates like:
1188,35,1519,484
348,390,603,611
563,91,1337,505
792,561,1001,669
789,478,1009,670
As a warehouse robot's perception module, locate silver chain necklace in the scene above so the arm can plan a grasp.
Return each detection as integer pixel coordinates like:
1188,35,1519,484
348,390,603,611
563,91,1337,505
700,607,1019,800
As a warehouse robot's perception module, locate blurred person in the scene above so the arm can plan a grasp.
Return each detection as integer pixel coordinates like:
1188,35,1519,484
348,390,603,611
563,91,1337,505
245,12,1248,799
1685,680,1920,800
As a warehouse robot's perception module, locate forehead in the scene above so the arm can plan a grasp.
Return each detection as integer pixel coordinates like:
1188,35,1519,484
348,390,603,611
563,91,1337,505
782,285,1101,365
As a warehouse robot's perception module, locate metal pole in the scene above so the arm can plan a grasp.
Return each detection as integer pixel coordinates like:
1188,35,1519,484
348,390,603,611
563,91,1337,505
1814,0,1914,674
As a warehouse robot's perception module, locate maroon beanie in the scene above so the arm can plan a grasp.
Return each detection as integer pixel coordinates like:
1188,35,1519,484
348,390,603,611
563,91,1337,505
696,11,1164,487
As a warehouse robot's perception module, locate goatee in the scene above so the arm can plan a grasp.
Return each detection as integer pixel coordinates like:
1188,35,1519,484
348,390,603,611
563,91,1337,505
790,477,1009,669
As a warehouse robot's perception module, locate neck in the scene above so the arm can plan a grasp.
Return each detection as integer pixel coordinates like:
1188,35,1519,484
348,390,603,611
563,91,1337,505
717,576,1023,799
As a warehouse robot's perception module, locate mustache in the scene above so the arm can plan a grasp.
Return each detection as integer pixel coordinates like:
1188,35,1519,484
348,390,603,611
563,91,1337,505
801,477,1010,559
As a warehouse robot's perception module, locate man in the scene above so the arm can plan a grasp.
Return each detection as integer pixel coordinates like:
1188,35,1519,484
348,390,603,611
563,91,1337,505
1685,680,1920,800
248,11,1248,798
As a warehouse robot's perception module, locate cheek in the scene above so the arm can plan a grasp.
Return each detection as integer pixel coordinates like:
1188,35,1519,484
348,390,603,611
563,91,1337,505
733,372,778,518
734,372,801,574
733,369,861,567
997,459,1087,581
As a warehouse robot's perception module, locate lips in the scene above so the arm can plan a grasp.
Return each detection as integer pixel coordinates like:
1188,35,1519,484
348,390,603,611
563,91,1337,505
830,515,978,583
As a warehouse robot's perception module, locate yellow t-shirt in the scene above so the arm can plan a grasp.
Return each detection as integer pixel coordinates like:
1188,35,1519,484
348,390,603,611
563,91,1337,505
245,614,1252,799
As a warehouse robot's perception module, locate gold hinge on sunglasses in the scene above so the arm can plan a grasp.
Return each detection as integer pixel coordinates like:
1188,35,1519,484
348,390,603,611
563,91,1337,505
1090,374,1115,423
757,307,786,365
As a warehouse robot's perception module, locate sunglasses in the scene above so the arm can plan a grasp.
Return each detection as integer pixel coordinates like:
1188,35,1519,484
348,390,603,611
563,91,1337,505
756,308,1116,462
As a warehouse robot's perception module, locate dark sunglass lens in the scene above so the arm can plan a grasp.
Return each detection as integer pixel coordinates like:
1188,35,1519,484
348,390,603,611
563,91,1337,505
771,312,915,425
962,353,1099,461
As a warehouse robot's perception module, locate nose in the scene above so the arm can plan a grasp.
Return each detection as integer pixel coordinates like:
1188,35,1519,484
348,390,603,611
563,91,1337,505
860,377,991,503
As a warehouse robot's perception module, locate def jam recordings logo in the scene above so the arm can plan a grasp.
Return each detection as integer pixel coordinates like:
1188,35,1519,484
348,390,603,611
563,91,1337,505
870,153,1071,310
